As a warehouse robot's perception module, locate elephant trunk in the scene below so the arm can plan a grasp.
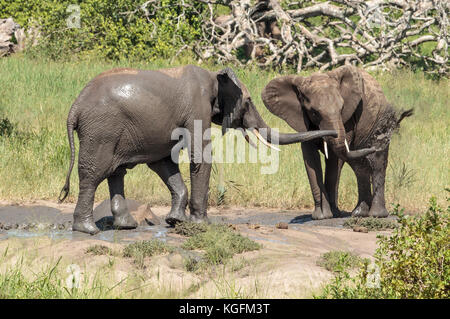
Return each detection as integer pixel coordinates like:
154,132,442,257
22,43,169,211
324,119,375,160
249,110,337,148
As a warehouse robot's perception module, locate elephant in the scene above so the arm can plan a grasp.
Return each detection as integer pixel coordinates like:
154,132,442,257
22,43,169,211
261,65,413,220
58,65,337,234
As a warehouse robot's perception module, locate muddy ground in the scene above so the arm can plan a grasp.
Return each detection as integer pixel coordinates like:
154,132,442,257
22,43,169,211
0,199,390,298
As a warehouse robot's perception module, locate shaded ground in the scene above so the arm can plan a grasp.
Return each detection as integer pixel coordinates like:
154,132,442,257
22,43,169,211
0,200,389,298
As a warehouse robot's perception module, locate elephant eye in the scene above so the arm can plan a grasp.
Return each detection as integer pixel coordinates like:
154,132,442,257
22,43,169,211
309,109,321,122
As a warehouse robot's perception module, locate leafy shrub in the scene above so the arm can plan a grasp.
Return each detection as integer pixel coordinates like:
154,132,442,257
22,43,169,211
0,0,205,61
318,191,450,299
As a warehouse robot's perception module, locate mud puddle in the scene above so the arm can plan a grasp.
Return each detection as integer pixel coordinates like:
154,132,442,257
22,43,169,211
0,199,392,243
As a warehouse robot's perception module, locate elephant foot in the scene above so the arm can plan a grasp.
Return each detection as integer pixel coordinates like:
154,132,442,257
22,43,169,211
111,195,138,230
189,213,210,224
113,213,138,230
165,210,188,226
369,206,389,218
311,207,333,220
331,205,342,218
73,216,100,235
352,202,370,217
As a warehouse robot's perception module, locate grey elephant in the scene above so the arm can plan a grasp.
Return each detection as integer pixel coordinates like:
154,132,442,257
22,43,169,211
261,65,413,220
59,65,337,234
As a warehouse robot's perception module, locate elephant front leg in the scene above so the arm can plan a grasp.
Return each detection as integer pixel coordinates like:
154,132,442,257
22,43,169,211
108,168,138,229
189,161,212,223
349,160,372,217
186,118,212,223
302,142,333,220
369,148,389,217
147,157,188,226
325,152,344,217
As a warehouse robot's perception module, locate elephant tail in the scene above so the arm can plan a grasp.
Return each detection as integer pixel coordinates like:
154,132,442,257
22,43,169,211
397,108,414,126
58,109,78,203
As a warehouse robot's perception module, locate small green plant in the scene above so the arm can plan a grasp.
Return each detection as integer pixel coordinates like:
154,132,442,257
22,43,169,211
343,217,398,231
123,239,175,267
85,245,113,256
182,224,260,266
173,222,209,237
317,251,367,273
318,191,450,299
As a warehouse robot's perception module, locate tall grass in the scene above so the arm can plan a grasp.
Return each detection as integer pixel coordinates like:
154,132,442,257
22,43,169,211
0,55,448,212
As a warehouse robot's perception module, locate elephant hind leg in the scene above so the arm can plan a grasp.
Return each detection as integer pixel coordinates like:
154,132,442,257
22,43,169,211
108,167,137,229
73,180,100,235
73,142,115,235
368,147,389,217
349,160,372,217
147,157,188,226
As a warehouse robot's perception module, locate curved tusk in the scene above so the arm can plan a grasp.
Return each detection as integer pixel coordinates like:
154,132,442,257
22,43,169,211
344,139,350,153
243,131,258,149
323,141,328,159
252,129,280,151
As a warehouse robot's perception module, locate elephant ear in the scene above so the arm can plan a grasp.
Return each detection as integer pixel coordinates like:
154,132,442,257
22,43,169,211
261,75,307,132
327,65,364,123
217,67,243,135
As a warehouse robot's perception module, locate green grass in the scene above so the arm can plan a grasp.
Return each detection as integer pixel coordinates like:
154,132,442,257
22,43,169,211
0,55,448,212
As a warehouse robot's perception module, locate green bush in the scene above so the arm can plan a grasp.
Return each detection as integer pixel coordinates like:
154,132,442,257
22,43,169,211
0,0,205,61
318,191,450,299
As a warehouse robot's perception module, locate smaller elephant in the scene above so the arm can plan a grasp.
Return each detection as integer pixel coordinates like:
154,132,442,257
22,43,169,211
262,65,413,219
59,65,337,234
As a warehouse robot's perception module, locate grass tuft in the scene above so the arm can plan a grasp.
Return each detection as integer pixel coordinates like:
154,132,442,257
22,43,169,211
123,239,175,267
85,245,113,256
182,223,261,266
317,251,367,273
343,217,398,231
172,222,209,237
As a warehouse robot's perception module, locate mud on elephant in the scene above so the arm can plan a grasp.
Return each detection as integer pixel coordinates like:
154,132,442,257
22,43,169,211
59,65,337,234
262,65,413,220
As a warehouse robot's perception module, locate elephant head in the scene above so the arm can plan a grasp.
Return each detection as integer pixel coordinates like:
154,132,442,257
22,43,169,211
213,67,337,149
261,65,375,159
